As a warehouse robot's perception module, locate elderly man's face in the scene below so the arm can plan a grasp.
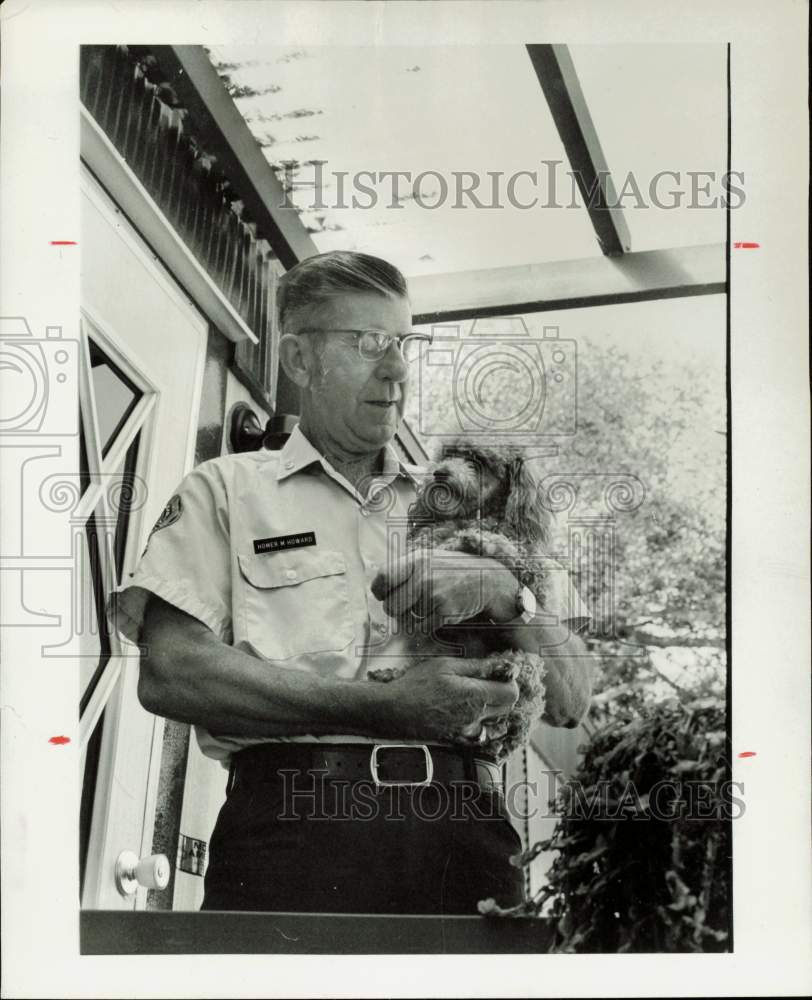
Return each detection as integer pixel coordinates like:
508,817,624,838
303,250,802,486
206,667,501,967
302,291,413,453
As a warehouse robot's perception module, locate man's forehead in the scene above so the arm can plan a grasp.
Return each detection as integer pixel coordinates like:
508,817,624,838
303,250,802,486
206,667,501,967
297,290,411,330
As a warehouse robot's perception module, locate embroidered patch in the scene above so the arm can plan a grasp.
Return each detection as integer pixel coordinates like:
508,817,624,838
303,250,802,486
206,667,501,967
253,531,316,554
150,494,183,537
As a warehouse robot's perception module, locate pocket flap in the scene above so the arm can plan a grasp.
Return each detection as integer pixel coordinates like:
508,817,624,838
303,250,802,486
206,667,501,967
238,549,347,589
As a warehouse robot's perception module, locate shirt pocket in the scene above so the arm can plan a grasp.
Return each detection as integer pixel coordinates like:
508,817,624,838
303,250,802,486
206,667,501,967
237,548,354,661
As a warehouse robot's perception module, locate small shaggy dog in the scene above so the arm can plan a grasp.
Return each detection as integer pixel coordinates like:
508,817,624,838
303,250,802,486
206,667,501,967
368,441,552,760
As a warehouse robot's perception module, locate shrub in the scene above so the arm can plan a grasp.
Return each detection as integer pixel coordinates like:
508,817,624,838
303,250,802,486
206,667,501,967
481,696,733,953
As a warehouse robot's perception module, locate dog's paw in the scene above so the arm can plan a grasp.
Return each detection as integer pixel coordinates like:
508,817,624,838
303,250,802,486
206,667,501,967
366,665,406,683
484,653,519,683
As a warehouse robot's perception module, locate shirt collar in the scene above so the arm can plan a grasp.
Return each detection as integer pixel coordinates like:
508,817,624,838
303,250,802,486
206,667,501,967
275,423,424,486
275,424,323,480
380,441,424,487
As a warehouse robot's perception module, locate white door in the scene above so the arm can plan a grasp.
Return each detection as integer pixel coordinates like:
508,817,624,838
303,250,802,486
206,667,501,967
79,167,207,909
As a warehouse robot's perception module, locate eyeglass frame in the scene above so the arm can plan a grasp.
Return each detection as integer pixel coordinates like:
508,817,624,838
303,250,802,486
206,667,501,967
294,327,433,363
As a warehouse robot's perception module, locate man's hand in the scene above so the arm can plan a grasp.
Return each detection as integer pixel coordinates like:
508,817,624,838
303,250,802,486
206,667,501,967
371,550,517,626
378,655,519,744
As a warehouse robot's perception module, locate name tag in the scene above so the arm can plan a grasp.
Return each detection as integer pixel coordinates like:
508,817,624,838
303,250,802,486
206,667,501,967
253,531,317,554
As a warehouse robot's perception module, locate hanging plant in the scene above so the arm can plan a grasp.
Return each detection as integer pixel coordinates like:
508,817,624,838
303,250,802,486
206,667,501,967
480,696,734,953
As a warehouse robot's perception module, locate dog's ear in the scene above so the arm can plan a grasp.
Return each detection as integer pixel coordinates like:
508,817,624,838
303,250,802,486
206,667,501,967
504,457,551,547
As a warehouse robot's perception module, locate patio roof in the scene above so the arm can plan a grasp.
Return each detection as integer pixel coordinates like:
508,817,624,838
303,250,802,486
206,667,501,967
205,42,727,278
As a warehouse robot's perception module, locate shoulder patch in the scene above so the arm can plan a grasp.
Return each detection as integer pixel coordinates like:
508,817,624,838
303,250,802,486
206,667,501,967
150,494,183,536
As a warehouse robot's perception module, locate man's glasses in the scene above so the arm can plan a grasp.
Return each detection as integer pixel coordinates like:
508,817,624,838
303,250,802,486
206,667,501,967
297,328,433,363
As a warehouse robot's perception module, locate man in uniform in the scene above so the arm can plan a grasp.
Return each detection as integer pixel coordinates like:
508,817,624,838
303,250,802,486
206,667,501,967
111,250,593,914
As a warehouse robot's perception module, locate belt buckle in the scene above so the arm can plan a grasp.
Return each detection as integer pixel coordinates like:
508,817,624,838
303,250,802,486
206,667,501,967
370,744,434,788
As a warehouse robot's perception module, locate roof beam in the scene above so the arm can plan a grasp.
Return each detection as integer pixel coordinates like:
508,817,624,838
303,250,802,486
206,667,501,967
151,46,319,269
410,243,725,324
526,44,632,257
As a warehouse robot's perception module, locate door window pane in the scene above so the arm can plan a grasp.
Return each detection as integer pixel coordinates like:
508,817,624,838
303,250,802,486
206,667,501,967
88,339,142,458
79,509,112,714
113,432,142,580
79,412,91,496
79,431,141,711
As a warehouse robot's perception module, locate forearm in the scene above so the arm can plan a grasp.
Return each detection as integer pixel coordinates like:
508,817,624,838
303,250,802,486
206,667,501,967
495,618,594,728
538,628,594,727
139,598,396,739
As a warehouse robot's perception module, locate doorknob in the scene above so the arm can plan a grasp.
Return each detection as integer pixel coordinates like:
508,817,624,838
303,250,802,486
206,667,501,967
115,850,171,896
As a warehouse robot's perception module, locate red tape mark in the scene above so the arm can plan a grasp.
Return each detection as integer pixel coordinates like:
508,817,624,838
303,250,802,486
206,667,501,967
48,735,71,745
733,242,760,249
738,751,756,758
50,240,78,245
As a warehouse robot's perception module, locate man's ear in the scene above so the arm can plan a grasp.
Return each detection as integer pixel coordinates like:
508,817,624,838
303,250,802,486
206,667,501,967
279,333,317,388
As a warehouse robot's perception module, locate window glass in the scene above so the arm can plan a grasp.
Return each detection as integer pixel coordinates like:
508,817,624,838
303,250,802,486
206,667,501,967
79,509,112,711
88,338,141,458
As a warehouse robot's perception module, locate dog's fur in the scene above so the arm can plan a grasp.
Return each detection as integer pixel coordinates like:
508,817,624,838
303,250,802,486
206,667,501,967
368,441,552,760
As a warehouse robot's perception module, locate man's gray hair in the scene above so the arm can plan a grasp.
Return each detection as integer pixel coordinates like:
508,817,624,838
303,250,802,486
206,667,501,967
277,250,409,333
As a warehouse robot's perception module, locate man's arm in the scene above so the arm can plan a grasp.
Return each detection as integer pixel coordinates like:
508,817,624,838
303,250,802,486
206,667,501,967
497,620,593,728
137,594,519,742
372,552,594,730
485,571,593,728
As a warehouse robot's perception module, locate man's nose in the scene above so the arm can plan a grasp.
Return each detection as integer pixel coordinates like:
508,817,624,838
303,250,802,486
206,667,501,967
374,340,409,381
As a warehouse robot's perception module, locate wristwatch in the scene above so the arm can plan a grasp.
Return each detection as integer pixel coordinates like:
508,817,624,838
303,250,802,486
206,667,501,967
516,584,537,624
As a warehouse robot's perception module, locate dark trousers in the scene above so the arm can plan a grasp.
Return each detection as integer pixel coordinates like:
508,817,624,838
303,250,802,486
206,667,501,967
201,765,526,914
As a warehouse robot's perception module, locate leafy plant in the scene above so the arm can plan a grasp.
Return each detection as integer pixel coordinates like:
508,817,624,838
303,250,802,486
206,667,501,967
481,695,733,952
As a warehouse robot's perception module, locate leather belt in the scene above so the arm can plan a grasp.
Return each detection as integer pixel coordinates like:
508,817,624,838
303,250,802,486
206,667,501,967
229,743,503,793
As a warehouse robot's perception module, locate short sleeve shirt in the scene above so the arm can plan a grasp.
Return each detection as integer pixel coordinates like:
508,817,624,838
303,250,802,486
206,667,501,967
111,425,591,762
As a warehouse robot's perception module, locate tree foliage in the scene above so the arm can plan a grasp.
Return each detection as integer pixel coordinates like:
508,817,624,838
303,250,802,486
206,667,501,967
403,324,727,710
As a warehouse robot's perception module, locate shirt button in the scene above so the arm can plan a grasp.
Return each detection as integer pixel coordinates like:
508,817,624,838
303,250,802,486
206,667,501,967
285,569,297,581
284,460,294,470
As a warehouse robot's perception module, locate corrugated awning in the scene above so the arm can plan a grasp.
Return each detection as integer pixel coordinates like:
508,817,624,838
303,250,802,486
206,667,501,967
206,43,726,277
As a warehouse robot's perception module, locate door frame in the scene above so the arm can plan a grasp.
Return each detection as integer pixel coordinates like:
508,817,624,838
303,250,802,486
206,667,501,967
79,166,207,909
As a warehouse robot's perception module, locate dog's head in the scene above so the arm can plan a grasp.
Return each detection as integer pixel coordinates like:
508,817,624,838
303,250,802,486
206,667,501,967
409,440,551,546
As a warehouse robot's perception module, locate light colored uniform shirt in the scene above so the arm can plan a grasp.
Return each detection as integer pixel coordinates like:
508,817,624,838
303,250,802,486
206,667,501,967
111,424,590,763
